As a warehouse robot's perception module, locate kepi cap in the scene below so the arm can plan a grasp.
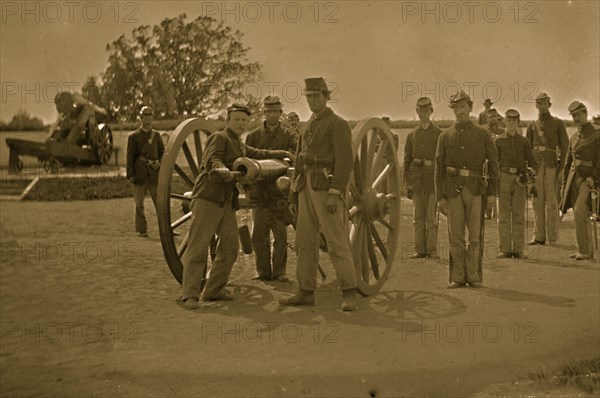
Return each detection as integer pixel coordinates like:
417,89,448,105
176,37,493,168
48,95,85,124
487,108,500,117
227,103,251,116
448,90,471,108
483,98,493,105
567,100,587,115
416,97,433,108
287,111,299,119
535,92,551,103
139,106,154,116
505,109,520,118
303,77,330,95
592,114,600,122
263,96,282,111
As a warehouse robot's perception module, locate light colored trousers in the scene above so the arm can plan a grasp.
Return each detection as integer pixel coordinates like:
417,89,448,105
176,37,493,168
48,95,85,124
252,207,287,278
181,198,239,300
295,180,357,291
133,182,157,233
497,172,526,253
412,189,438,255
447,188,483,284
573,179,594,256
532,159,559,242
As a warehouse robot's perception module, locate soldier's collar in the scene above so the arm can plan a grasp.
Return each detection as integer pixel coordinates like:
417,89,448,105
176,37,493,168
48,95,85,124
418,121,431,130
140,127,152,133
311,107,332,120
539,112,552,121
579,122,594,135
264,121,280,132
454,119,474,129
225,127,242,140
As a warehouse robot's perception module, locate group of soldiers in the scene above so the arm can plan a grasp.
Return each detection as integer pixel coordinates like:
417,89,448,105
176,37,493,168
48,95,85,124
404,91,600,289
125,78,599,309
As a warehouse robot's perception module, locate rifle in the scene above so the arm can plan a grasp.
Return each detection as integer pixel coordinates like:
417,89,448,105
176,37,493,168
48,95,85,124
478,161,489,279
591,187,599,266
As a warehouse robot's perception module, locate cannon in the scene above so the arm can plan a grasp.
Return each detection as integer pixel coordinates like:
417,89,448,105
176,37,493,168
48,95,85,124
6,92,113,173
156,117,402,296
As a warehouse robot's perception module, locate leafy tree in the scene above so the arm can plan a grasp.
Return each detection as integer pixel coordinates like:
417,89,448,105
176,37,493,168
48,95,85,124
100,14,260,121
7,109,44,131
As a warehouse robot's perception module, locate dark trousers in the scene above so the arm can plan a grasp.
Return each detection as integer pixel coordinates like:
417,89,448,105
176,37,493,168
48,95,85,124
133,182,157,233
252,207,288,278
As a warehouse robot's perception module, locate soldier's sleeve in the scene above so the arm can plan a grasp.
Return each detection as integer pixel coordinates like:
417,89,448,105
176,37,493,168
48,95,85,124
157,131,165,160
245,130,256,147
523,137,537,170
244,144,276,159
330,118,353,192
557,119,569,165
434,133,446,201
403,131,413,174
562,139,573,189
484,131,499,196
526,123,534,147
204,133,228,170
288,128,298,153
126,133,136,178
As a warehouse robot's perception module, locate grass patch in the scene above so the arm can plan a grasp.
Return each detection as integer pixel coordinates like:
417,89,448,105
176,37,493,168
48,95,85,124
528,357,600,394
24,177,132,201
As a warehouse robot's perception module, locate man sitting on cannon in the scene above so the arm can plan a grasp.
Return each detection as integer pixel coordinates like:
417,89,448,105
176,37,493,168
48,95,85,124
49,92,108,145
180,103,294,310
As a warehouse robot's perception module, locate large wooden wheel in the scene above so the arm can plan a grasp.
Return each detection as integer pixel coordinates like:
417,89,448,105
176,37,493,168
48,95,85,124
348,118,401,296
93,124,113,164
157,118,217,283
157,117,401,295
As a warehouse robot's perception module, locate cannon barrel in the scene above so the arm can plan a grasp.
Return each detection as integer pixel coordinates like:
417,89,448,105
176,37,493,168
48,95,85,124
231,157,290,185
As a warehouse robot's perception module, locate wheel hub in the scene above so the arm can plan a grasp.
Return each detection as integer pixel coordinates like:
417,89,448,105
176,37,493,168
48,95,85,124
363,188,388,222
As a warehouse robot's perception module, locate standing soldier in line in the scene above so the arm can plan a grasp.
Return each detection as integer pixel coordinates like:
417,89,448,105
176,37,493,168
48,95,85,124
403,97,442,259
560,101,600,260
435,91,498,289
180,104,294,309
279,77,358,311
126,106,164,237
287,111,301,133
246,96,297,282
483,108,505,219
494,109,537,259
526,92,569,246
478,98,494,125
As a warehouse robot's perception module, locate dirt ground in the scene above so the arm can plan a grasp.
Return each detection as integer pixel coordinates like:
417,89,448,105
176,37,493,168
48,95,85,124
0,197,598,397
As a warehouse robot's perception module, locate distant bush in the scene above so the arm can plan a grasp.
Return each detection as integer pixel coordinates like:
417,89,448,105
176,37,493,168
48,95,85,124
0,109,45,131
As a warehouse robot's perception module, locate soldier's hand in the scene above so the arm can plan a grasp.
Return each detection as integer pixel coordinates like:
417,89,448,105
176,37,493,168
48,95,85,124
288,202,298,217
487,196,496,209
437,198,448,216
326,193,339,214
586,177,595,189
210,167,234,182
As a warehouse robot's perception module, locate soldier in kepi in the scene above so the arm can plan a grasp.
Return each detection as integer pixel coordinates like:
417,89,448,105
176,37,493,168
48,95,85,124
403,97,442,259
180,104,294,309
279,77,358,311
483,108,504,219
526,92,569,246
494,109,537,259
287,111,301,133
592,114,600,131
478,98,493,125
435,91,498,289
560,101,600,260
126,106,164,238
245,96,297,282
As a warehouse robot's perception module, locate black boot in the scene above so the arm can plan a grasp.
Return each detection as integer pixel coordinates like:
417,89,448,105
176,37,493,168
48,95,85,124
341,288,358,311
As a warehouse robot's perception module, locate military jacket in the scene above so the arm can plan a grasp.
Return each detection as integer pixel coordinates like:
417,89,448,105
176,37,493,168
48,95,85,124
403,122,441,194
560,123,600,211
126,127,165,185
435,120,498,200
526,112,569,169
494,133,537,171
191,128,279,209
290,107,353,200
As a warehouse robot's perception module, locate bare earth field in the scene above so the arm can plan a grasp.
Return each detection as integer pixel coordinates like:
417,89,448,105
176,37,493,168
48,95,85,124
1,197,598,397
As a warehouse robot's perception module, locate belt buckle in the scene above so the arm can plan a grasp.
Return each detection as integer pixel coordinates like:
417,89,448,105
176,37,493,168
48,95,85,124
538,145,546,151
509,167,517,173
459,169,469,177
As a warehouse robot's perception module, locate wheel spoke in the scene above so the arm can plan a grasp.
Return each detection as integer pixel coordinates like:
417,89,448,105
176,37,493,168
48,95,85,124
372,164,391,190
367,226,381,279
171,211,192,229
171,193,191,201
174,163,195,187
361,223,369,282
370,137,388,181
177,232,189,257
182,141,199,177
371,226,389,261
376,217,394,231
360,133,371,188
353,160,363,193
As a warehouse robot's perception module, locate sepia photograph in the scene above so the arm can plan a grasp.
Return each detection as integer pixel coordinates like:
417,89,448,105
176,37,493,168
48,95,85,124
1,1,599,396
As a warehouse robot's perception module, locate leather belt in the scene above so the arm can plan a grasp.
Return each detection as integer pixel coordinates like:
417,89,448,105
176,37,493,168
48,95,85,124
533,145,555,152
412,158,433,167
500,165,519,174
573,159,593,167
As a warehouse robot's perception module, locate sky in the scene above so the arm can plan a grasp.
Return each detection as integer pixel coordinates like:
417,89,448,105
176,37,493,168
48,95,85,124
1,0,599,123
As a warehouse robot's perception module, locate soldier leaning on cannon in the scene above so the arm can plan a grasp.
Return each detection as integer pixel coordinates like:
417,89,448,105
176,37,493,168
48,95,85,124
526,92,569,246
126,106,164,238
279,77,359,311
245,96,297,282
435,91,498,289
494,109,537,259
180,104,294,310
560,101,600,261
403,97,441,259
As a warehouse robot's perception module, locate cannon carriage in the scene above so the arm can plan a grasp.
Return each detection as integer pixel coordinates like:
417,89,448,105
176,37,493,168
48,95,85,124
157,117,402,295
6,92,113,173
